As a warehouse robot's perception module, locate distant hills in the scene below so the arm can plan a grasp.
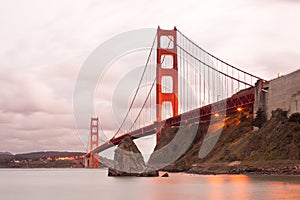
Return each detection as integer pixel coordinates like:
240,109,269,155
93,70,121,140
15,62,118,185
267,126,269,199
0,151,85,160
0,152,13,156
0,152,14,162
0,151,86,168
15,151,85,161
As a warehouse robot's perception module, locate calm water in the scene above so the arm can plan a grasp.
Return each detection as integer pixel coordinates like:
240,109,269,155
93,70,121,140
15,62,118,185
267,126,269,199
0,169,300,200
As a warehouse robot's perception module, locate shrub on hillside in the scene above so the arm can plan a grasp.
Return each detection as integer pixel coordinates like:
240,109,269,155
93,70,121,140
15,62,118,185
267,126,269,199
271,108,288,120
288,113,300,123
253,108,267,128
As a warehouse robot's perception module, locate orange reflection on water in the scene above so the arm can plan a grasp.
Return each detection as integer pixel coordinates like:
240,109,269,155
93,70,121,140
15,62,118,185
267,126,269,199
141,174,300,200
205,175,250,200
147,174,252,200
250,176,300,200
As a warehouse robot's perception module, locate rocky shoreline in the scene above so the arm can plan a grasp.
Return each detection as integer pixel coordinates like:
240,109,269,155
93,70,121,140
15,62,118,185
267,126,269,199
144,109,300,177
104,109,300,177
181,160,300,176
186,165,300,176
108,168,158,177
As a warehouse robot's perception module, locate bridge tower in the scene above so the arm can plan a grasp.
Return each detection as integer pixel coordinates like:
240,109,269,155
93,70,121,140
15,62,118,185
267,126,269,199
156,26,178,140
89,117,99,168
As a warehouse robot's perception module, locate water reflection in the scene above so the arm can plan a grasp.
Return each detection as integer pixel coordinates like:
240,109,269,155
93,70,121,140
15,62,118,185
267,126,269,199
195,175,251,200
147,173,300,200
1,169,300,200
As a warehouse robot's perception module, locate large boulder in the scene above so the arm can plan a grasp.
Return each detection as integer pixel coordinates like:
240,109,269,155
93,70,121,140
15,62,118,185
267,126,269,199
108,136,158,177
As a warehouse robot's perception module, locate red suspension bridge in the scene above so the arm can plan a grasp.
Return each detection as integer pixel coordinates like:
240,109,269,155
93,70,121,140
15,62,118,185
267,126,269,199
86,27,263,168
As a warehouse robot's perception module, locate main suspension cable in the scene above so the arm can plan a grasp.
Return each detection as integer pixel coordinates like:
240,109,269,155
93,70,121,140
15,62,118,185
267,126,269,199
112,33,157,139
129,37,174,131
176,30,263,81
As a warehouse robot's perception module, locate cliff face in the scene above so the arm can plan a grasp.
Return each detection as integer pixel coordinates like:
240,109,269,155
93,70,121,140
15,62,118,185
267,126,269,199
149,109,300,172
108,136,158,177
232,109,300,161
148,123,206,171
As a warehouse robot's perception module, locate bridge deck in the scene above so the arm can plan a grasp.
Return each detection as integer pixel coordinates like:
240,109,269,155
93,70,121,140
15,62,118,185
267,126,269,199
91,88,255,154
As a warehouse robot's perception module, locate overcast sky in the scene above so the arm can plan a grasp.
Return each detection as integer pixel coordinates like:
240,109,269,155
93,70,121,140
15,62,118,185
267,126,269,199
0,0,299,154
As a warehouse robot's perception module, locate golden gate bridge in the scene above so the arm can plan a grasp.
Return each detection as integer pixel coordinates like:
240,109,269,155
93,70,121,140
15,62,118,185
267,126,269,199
86,27,263,168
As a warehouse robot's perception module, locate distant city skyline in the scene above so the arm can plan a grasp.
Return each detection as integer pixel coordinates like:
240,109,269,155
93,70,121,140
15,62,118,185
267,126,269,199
0,0,299,154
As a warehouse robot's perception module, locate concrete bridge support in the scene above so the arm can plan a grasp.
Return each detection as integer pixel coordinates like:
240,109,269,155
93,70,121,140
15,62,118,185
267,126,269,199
254,69,300,120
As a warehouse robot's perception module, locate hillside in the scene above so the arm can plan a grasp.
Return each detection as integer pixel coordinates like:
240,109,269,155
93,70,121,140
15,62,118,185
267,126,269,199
0,152,14,159
0,151,85,168
203,109,299,162
14,151,84,161
148,109,300,174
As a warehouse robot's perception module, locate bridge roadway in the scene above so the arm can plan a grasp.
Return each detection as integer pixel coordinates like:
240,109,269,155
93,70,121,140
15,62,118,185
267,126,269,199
92,88,255,154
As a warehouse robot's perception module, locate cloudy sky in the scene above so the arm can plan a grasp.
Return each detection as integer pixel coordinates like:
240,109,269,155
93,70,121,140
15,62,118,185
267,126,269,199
0,0,299,154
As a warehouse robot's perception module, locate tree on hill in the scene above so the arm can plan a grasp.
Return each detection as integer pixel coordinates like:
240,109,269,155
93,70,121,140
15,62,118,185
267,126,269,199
253,108,267,128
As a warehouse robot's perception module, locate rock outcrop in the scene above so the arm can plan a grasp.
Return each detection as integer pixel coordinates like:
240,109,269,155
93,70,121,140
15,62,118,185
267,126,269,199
108,136,158,177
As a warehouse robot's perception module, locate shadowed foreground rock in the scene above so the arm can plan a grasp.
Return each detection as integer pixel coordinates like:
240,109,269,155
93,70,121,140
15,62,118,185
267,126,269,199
108,136,158,177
